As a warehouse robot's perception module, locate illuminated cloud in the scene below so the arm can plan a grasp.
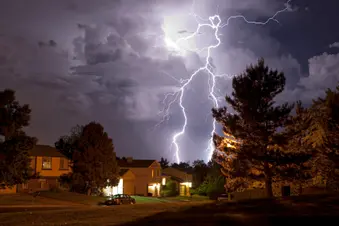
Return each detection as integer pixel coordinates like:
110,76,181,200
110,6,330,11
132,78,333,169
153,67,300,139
0,0,338,161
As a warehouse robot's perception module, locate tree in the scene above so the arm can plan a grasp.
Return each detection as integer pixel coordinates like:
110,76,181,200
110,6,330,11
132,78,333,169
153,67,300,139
301,87,339,190
212,59,294,197
159,157,169,169
55,122,119,195
192,160,208,187
171,161,192,172
0,89,37,188
279,101,314,194
161,179,178,197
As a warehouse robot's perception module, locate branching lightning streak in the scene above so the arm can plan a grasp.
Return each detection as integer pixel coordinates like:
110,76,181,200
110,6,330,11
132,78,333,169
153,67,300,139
159,0,292,163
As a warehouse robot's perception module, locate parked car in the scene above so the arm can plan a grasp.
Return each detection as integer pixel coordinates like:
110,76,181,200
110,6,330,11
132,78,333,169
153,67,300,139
105,194,136,205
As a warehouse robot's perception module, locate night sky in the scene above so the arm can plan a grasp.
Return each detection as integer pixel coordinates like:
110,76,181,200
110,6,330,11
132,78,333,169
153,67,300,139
0,0,338,163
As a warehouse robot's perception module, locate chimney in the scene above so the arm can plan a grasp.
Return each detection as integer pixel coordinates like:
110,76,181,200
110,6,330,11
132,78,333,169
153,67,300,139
126,157,133,163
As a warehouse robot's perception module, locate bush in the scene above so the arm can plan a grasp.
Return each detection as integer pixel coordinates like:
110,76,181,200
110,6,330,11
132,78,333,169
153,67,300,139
193,175,225,200
161,179,178,197
206,176,225,200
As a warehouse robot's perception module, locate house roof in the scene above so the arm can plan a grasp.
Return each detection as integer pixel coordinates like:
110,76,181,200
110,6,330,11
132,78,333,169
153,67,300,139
119,169,130,176
162,173,185,182
118,159,156,168
29,145,66,158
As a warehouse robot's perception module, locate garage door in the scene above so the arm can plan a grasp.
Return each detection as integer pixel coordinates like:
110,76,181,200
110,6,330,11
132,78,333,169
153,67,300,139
123,179,135,195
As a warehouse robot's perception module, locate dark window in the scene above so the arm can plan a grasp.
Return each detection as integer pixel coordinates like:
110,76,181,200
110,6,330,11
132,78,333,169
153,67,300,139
59,158,68,170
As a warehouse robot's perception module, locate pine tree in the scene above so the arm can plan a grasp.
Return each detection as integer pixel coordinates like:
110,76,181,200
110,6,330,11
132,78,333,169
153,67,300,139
212,59,294,197
279,101,313,194
302,86,339,190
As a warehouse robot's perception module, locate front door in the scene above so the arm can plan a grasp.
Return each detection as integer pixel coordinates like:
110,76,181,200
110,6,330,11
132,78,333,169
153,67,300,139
180,185,186,196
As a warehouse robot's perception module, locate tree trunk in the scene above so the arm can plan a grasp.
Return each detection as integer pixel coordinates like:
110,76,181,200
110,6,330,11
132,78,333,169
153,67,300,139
299,183,302,195
87,188,92,196
264,161,273,198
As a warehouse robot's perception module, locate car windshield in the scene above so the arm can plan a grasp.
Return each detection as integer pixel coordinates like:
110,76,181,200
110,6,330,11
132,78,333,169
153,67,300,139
112,195,120,199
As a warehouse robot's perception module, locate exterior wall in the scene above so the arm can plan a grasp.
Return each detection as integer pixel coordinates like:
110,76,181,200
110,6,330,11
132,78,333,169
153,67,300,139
0,186,17,194
122,170,136,195
17,156,71,193
17,178,59,193
35,156,71,177
121,161,162,196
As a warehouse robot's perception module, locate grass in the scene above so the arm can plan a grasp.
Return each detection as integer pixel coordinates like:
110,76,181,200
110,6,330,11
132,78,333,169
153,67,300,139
1,193,339,225
38,191,105,206
0,194,52,206
132,196,169,203
162,195,210,202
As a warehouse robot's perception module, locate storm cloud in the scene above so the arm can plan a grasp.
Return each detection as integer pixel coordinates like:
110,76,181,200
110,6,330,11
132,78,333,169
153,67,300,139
1,0,339,162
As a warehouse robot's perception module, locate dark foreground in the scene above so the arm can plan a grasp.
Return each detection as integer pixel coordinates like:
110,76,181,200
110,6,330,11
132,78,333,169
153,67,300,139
1,194,339,225
122,194,339,226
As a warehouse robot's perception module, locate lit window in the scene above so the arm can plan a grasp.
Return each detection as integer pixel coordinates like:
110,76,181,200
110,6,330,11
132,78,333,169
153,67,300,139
152,169,154,178
59,158,68,170
162,177,166,185
42,157,52,169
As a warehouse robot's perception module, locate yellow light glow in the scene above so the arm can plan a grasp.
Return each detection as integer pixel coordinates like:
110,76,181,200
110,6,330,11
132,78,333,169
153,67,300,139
162,177,166,186
103,178,123,196
180,182,192,188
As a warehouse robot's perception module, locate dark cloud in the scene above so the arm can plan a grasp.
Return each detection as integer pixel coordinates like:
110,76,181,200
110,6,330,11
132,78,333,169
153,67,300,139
0,0,338,162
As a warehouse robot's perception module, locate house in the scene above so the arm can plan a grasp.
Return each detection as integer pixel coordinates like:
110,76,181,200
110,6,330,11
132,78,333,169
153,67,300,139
162,167,193,196
103,169,135,196
103,157,162,196
0,186,16,194
17,145,72,192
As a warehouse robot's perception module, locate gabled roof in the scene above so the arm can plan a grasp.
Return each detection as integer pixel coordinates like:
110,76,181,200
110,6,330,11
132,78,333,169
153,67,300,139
118,159,156,168
29,145,65,158
119,169,130,176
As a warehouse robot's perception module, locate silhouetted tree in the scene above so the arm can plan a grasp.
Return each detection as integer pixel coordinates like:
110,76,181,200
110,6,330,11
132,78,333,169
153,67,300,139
55,122,119,195
0,89,37,189
171,161,192,172
213,59,294,197
159,157,169,169
192,160,208,187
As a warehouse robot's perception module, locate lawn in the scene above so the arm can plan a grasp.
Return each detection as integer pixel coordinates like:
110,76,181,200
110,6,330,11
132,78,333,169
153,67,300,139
132,196,169,203
2,194,338,225
162,195,209,202
0,192,206,207
0,194,52,206
38,191,105,206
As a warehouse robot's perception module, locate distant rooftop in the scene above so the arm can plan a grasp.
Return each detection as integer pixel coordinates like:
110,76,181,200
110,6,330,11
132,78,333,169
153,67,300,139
118,158,156,168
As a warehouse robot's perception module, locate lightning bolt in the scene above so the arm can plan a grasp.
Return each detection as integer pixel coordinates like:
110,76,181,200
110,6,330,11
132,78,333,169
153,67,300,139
157,0,293,163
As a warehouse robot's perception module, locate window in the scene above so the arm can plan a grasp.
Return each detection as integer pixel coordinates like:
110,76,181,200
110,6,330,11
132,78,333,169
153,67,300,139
22,183,28,189
152,169,154,178
59,158,68,170
42,157,52,170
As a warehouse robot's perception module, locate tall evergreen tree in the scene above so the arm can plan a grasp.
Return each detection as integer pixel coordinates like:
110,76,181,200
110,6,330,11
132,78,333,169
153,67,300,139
0,89,37,189
212,59,294,197
55,122,119,195
280,101,313,194
302,86,339,190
